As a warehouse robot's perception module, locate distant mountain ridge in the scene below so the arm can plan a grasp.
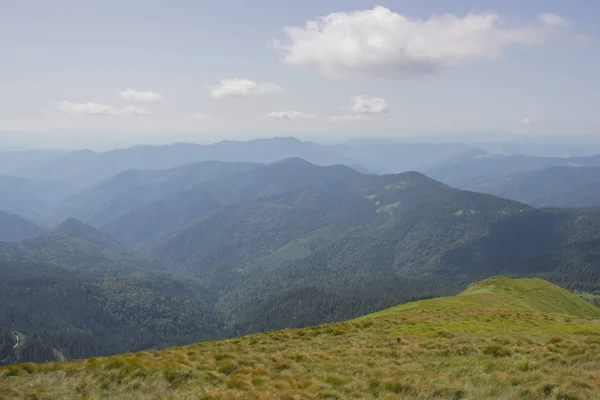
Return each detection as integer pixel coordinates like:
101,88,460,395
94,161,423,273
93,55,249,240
428,151,600,188
463,166,600,208
13,138,361,186
8,137,475,186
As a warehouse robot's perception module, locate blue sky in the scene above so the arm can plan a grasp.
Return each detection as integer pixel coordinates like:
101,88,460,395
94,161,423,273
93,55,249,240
0,0,598,148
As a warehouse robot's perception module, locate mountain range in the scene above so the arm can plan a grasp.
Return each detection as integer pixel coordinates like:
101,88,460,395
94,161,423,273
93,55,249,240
1,156,600,366
1,137,473,186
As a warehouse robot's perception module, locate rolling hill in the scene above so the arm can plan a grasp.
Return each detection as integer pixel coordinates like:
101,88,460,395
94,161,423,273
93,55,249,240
1,277,598,399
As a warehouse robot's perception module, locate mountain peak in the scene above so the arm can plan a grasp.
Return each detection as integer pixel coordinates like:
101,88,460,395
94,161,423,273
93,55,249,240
54,217,119,246
56,216,91,232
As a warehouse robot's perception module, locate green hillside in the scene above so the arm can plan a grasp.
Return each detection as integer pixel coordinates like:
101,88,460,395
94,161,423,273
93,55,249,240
1,277,599,399
365,276,600,319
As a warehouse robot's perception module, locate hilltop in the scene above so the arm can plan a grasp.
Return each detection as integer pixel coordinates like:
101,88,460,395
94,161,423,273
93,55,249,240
1,277,599,399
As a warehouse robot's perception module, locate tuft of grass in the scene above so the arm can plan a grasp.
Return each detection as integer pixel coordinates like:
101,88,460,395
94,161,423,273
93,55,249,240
163,366,193,388
482,344,512,357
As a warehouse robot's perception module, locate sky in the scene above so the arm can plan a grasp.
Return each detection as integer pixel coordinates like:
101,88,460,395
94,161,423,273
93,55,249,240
1,0,599,149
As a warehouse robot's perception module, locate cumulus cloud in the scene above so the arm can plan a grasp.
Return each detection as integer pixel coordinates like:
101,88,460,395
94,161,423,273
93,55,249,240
520,117,532,125
277,7,569,78
211,78,283,98
350,95,389,114
329,114,371,122
118,89,164,102
266,111,315,120
56,101,151,116
191,113,210,120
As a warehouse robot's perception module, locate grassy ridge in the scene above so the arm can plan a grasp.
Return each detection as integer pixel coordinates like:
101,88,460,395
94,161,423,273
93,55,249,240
365,276,600,319
1,277,599,399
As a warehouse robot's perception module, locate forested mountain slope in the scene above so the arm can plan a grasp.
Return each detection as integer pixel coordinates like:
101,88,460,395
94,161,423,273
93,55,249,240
0,218,159,271
0,211,44,242
102,158,363,248
2,277,598,400
0,221,222,365
53,161,260,225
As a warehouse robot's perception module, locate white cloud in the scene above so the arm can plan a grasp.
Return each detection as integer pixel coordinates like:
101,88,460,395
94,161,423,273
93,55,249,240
350,95,389,114
191,113,210,120
118,89,164,102
119,105,152,116
55,101,151,116
537,13,570,27
278,7,569,78
520,117,532,125
55,101,117,116
266,111,315,120
329,114,371,122
211,78,284,98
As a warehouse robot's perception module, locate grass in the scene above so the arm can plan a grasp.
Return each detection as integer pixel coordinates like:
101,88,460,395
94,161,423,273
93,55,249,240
1,276,599,399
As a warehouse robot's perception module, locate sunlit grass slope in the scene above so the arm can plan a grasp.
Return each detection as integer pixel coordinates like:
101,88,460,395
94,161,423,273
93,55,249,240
1,277,599,400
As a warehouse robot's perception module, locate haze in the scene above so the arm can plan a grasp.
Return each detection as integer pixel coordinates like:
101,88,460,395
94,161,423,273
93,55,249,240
1,0,599,150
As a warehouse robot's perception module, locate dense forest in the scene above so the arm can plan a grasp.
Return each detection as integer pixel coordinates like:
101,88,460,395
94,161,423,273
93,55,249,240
1,155,600,365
